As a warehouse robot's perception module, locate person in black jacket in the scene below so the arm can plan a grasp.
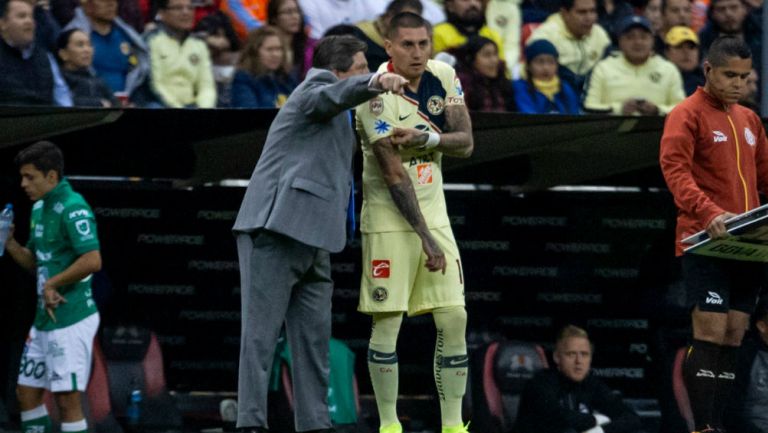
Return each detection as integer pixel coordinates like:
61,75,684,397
514,325,642,433
56,28,117,107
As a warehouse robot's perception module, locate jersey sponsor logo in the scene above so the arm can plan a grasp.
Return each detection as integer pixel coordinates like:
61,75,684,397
19,356,46,379
713,130,728,143
409,152,434,167
35,223,43,238
374,119,391,135
35,250,52,262
446,96,464,106
75,219,92,236
706,291,723,305
745,127,756,146
417,163,433,185
68,209,90,220
427,95,445,115
454,77,464,96
369,97,383,116
372,260,390,278
372,286,388,302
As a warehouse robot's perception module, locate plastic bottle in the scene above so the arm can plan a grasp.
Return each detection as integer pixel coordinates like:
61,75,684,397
0,204,13,257
126,383,142,427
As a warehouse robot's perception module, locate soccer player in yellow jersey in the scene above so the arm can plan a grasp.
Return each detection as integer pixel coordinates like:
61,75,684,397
355,12,474,433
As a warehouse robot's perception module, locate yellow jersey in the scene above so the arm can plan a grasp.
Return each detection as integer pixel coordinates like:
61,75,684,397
356,59,465,233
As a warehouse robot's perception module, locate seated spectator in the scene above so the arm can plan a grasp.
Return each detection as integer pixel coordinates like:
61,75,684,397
455,35,516,111
219,0,266,41
354,0,422,72
514,325,643,433
267,0,314,81
724,297,768,433
663,25,703,95
485,0,522,72
56,28,118,106
526,0,611,93
598,0,634,43
655,0,691,50
231,25,296,107
145,0,216,107
64,0,150,104
584,15,684,115
433,0,505,64
642,0,663,34
194,11,239,106
0,0,72,106
513,39,580,114
699,0,761,71
51,0,144,33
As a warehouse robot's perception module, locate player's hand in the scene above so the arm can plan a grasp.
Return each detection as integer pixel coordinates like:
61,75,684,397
421,234,446,274
621,99,639,115
376,73,408,95
706,212,738,240
636,100,660,115
43,284,67,323
391,128,429,149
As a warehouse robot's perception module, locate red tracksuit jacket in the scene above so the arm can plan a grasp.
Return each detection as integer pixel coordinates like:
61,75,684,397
660,87,768,256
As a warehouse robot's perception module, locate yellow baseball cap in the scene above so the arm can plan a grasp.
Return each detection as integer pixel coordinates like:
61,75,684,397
665,26,700,46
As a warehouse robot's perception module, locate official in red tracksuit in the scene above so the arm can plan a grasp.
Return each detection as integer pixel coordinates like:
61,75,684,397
660,36,768,433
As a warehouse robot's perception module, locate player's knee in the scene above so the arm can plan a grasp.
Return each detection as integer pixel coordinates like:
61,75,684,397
16,386,44,410
370,312,404,347
54,392,83,420
433,306,467,346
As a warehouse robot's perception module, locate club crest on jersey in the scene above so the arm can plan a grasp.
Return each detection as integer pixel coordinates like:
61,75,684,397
427,95,445,115
372,260,390,278
745,127,756,146
372,287,388,302
417,163,433,185
75,220,91,236
369,97,383,116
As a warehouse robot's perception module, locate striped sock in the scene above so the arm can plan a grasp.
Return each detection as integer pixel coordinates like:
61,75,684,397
61,419,88,433
20,405,52,433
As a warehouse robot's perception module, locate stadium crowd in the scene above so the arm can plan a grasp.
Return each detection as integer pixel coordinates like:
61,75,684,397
0,0,763,112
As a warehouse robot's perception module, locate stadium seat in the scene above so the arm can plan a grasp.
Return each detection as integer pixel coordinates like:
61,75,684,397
672,347,695,432
468,340,549,433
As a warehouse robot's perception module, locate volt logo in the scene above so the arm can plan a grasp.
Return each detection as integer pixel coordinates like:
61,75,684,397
706,291,723,305
713,131,728,143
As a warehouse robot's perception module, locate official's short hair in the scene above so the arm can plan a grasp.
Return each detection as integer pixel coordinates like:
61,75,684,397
707,35,751,67
14,141,65,179
385,0,423,16
387,11,431,39
312,35,367,71
1,0,32,18
555,325,591,352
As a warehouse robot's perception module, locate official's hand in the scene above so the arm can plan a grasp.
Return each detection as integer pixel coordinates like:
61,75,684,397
621,99,639,115
43,283,67,323
706,212,738,240
377,73,408,95
391,127,429,149
637,100,660,115
421,234,446,274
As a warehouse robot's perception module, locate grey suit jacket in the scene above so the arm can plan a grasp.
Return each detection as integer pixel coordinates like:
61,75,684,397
233,68,380,253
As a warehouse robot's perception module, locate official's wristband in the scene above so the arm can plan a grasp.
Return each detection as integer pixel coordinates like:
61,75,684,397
425,132,440,149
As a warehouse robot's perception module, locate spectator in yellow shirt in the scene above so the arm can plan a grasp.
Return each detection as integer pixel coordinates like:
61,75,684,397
433,0,505,62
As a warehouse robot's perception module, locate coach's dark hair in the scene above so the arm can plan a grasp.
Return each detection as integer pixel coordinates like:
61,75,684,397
386,0,423,16
312,35,367,71
387,11,431,39
14,141,64,179
707,35,752,67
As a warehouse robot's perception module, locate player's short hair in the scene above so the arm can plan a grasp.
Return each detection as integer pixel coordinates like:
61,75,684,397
14,141,65,179
387,11,432,39
386,0,423,16
707,35,751,67
312,35,367,71
555,325,591,352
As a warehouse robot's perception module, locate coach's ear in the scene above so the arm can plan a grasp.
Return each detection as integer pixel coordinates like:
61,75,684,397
757,319,768,335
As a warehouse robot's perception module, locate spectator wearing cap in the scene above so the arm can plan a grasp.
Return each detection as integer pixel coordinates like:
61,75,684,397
663,25,703,95
584,15,685,115
454,35,516,111
434,0,505,65
699,0,761,73
513,39,580,114
526,0,611,93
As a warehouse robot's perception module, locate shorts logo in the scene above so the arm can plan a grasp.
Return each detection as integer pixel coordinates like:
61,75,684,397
718,371,735,380
372,260,390,278
417,163,433,185
713,131,728,143
372,287,388,302
19,356,46,379
696,369,715,378
369,97,383,116
745,127,756,146
706,291,723,305
427,95,445,115
75,220,91,236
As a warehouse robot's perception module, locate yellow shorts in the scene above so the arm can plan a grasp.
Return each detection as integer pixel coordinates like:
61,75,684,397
358,226,465,316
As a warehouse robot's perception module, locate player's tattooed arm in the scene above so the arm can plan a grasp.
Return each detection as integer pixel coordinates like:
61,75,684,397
438,104,473,158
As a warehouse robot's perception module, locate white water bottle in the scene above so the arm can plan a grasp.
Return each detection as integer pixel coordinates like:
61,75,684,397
0,204,13,257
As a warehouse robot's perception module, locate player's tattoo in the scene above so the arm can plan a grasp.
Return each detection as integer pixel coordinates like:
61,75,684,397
438,105,473,158
388,181,430,235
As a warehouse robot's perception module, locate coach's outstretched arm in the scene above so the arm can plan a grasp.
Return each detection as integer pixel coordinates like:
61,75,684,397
390,104,474,158
372,137,446,274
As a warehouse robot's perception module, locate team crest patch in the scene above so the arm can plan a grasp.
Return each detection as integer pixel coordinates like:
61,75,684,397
427,95,445,115
372,287,388,302
369,97,384,116
120,42,131,56
649,71,661,83
745,127,756,146
189,54,200,65
372,259,390,278
75,220,91,236
417,163,433,185
495,15,508,27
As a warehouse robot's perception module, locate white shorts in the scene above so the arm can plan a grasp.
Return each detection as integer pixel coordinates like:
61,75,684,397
17,313,100,393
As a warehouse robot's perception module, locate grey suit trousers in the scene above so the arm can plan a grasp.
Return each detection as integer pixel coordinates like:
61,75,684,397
236,230,333,431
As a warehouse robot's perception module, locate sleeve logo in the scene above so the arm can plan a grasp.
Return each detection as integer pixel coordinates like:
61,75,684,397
75,220,91,236
369,97,384,116
372,259,391,278
427,95,445,115
374,119,391,135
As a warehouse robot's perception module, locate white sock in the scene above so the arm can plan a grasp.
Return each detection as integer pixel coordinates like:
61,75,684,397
20,405,48,421
61,419,88,432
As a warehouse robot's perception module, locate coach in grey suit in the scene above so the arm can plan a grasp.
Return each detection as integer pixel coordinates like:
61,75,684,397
232,35,407,433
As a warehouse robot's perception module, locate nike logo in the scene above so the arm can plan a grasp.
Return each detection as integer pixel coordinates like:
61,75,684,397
399,114,411,121
373,353,396,361
368,349,398,364
449,357,468,366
